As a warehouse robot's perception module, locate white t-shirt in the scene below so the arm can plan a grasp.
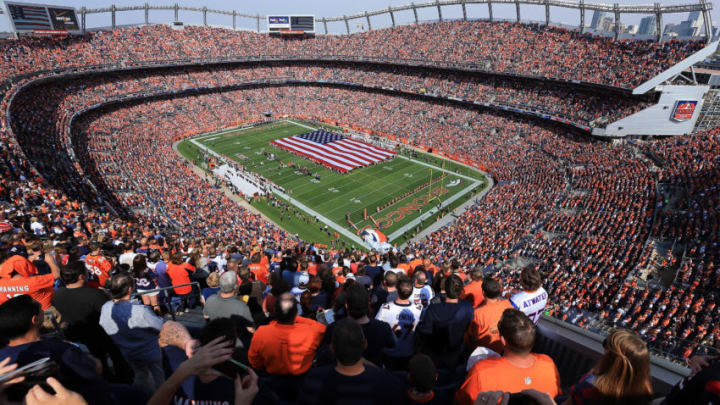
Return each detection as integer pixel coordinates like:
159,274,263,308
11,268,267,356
411,285,434,310
510,288,548,323
30,221,45,235
211,256,227,274
118,252,137,268
375,301,423,358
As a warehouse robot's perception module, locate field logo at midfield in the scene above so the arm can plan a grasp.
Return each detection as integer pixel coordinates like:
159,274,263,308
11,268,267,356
366,187,450,230
671,100,698,122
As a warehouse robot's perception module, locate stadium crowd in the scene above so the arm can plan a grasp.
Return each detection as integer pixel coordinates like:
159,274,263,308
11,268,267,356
0,22,705,89
0,17,718,405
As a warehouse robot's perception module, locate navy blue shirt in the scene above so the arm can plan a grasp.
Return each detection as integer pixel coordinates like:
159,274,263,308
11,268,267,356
298,364,405,405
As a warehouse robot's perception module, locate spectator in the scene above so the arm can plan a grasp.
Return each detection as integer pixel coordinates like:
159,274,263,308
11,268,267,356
664,354,720,405
133,254,160,313
84,242,112,289
410,268,434,310
466,278,514,353
0,295,145,405
510,267,548,324
376,277,424,370
99,273,164,393
166,252,196,308
406,353,450,404
201,271,221,305
372,271,398,314
203,271,253,326
297,319,405,405
456,309,561,405
566,329,652,405
248,291,325,375
321,283,394,366
460,266,485,308
416,274,473,369
0,249,58,310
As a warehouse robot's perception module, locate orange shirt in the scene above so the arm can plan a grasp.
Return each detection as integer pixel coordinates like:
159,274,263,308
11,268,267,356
397,263,411,275
85,254,112,288
248,316,326,375
408,259,423,276
456,355,561,405
0,255,38,278
466,299,513,353
307,262,318,277
0,274,55,309
167,262,195,294
460,281,484,308
249,263,269,284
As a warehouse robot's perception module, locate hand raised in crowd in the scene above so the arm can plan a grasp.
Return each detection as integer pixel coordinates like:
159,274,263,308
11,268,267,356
233,368,259,405
175,336,234,380
25,377,87,405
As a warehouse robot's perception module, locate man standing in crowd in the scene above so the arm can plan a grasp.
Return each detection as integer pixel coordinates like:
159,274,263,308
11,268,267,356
298,319,405,405
416,275,473,369
248,292,325,373
411,269,434,310
203,271,253,325
511,267,548,324
456,309,561,405
375,277,423,370
460,267,485,308
100,273,165,393
321,283,394,366
466,278,513,353
0,249,58,310
85,242,112,289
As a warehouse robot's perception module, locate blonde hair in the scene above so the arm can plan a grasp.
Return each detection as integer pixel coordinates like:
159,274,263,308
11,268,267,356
206,272,220,288
592,329,652,403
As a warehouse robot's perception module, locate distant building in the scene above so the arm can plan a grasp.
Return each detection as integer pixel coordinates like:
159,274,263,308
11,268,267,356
665,12,704,38
638,16,657,36
590,11,607,30
625,25,638,35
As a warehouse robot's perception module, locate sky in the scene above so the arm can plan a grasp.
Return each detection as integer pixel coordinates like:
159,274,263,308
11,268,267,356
0,0,716,34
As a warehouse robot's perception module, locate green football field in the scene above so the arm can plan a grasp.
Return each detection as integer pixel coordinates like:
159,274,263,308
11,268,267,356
177,120,488,248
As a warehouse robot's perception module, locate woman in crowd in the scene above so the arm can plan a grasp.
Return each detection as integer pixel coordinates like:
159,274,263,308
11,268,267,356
564,329,653,405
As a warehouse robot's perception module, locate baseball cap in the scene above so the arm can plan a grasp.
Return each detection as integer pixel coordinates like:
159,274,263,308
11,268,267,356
298,273,310,287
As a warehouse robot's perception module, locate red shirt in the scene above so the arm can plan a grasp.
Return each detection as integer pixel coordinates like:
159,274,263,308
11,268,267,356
167,262,195,294
456,355,561,405
249,263,269,284
461,280,485,308
85,254,112,288
0,255,38,278
248,316,326,375
0,274,55,309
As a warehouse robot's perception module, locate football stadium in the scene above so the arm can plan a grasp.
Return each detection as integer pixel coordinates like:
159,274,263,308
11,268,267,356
0,0,720,404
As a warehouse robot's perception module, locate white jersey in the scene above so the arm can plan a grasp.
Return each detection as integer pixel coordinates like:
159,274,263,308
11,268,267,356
510,288,548,323
118,252,136,268
375,301,423,357
411,285,434,310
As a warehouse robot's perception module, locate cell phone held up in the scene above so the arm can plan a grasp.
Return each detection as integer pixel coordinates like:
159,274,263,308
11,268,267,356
1,357,58,402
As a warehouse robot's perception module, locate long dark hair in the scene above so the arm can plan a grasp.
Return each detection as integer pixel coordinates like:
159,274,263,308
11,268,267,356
132,254,147,279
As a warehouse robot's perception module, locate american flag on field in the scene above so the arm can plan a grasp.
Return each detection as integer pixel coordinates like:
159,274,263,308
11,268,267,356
271,130,396,173
8,4,52,30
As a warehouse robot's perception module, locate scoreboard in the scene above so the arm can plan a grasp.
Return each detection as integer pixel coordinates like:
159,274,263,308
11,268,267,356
4,1,79,33
267,15,315,34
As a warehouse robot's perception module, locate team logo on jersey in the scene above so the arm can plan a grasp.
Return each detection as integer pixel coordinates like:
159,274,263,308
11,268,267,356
524,377,532,385
671,100,698,122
